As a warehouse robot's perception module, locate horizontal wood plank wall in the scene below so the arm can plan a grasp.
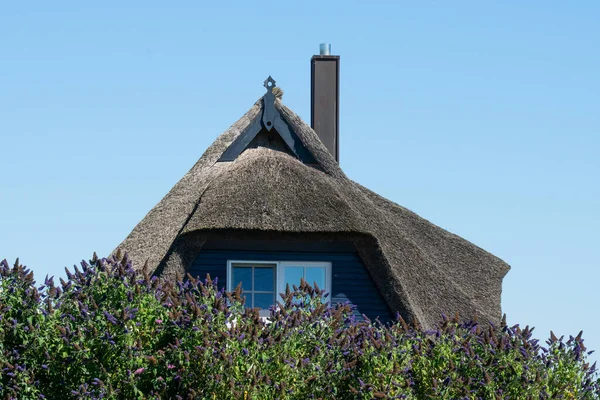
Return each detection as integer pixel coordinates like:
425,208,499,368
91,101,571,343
189,249,393,323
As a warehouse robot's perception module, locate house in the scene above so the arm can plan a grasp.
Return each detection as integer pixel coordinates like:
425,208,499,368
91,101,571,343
115,45,510,328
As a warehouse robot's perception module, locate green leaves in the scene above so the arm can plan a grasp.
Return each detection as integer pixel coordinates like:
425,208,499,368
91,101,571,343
0,256,598,399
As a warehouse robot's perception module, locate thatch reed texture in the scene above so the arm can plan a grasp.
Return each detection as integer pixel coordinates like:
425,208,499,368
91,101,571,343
115,97,509,328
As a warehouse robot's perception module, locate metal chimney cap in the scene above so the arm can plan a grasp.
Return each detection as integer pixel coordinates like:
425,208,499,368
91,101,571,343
319,43,331,56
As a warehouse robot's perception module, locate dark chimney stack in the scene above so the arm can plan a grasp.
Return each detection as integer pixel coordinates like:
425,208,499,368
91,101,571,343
311,43,340,162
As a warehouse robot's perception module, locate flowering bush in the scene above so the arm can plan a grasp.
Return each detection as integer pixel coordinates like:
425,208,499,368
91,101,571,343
0,255,598,399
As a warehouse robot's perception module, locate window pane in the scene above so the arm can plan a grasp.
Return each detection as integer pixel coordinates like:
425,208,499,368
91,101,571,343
284,266,304,290
254,267,274,292
305,267,326,289
232,266,252,291
254,293,275,309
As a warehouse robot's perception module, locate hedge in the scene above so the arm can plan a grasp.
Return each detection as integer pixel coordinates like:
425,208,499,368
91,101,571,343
0,255,598,399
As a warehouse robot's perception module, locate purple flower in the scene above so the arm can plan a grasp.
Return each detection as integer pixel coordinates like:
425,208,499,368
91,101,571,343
103,311,118,325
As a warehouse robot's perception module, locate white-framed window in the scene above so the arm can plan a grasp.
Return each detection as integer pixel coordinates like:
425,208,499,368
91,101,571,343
227,260,332,316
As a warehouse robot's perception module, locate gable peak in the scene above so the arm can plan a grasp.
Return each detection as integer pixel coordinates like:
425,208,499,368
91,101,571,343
218,77,315,164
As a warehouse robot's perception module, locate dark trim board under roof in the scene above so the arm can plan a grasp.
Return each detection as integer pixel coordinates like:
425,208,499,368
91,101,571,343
202,237,358,253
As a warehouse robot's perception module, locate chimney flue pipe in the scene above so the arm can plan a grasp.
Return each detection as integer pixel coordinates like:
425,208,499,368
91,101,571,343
311,44,340,162
320,43,331,55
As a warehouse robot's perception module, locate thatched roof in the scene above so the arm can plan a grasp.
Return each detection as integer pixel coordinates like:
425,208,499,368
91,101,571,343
115,85,510,329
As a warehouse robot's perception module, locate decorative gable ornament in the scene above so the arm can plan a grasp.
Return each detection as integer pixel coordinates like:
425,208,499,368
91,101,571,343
219,76,315,164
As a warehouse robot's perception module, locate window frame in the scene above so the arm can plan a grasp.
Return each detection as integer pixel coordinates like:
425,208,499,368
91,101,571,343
226,260,332,313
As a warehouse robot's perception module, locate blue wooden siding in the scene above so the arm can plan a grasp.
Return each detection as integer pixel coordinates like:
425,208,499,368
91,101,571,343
189,249,393,323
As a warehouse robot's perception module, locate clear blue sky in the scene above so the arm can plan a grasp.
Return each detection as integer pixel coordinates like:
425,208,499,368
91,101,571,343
1,2,598,363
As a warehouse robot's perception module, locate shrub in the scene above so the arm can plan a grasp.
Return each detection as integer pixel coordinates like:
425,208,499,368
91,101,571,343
0,256,598,399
